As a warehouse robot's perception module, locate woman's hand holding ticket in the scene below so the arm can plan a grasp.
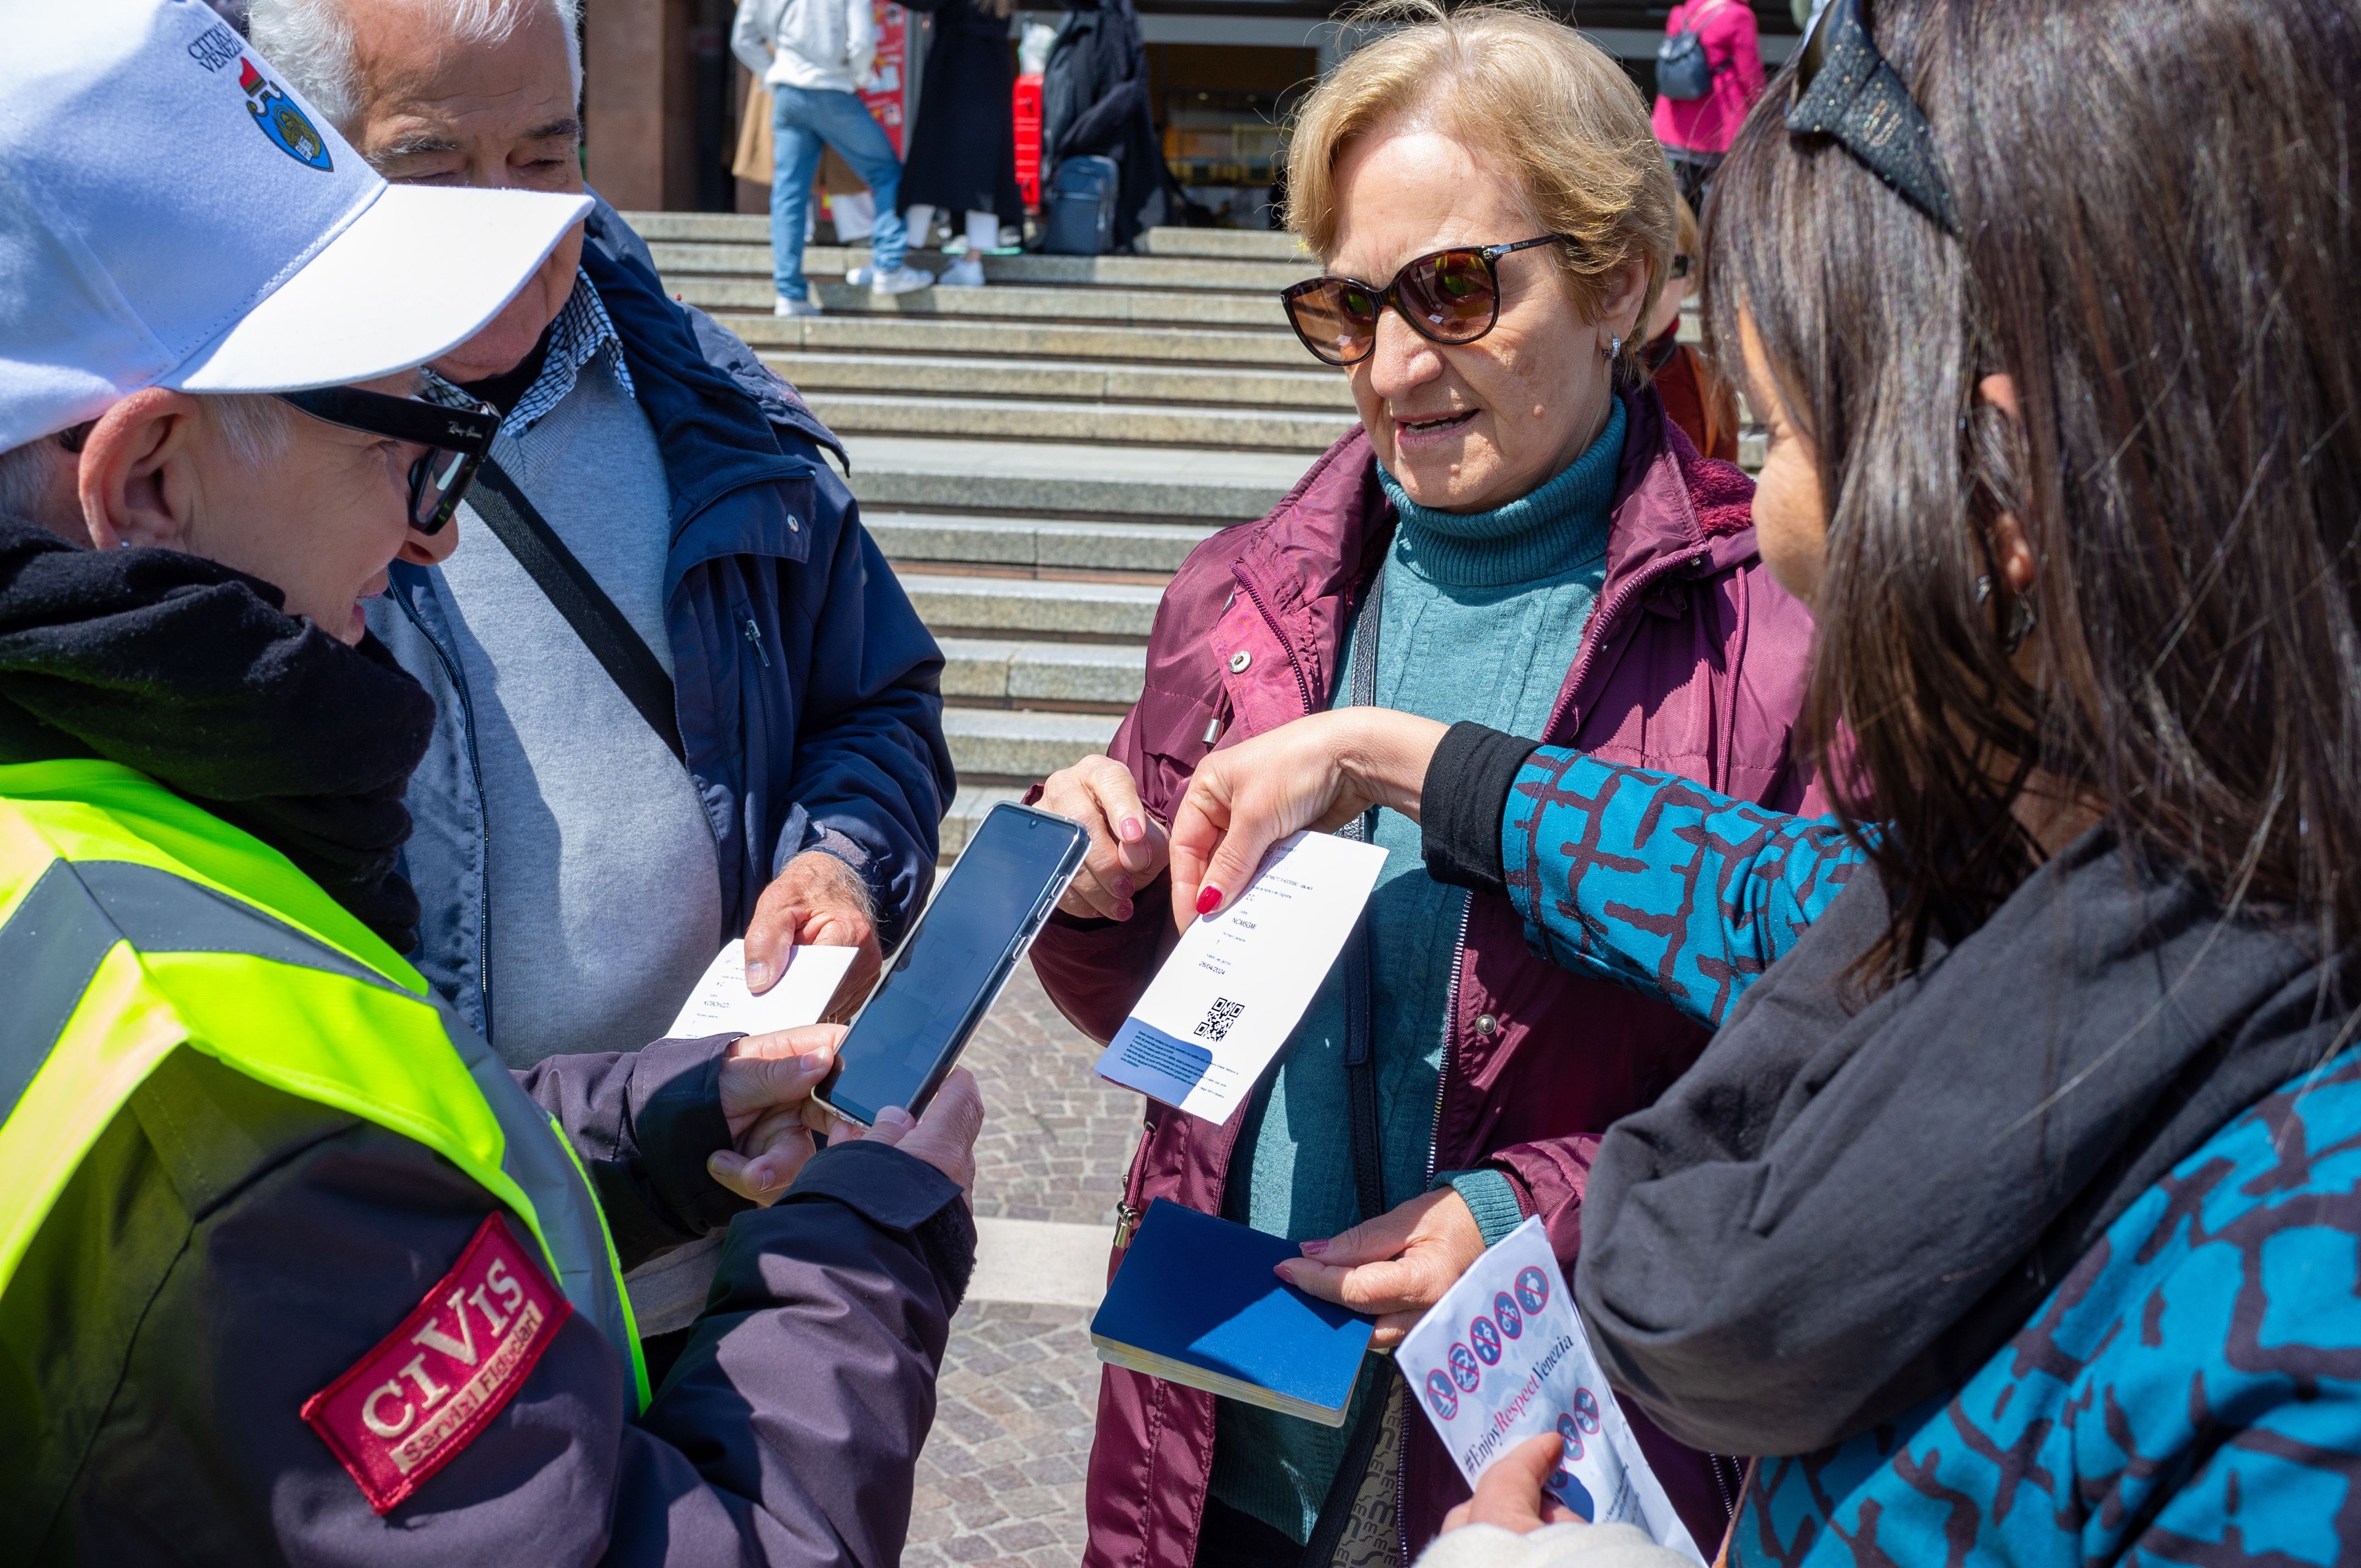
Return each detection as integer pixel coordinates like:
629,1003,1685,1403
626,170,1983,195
1169,709,1450,921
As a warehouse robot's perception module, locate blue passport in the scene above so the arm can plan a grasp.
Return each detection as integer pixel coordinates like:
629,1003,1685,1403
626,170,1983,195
1089,1199,1376,1427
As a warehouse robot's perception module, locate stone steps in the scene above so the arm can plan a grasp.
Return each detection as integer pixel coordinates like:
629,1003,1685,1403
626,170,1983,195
808,391,1351,451
942,707,1123,783
937,635,1145,710
898,571,1166,641
841,436,1301,523
654,239,1307,295
1133,227,1307,262
634,208,1307,262
675,274,1292,330
766,350,1357,412
730,312,1309,367
939,783,1035,859
865,511,1217,574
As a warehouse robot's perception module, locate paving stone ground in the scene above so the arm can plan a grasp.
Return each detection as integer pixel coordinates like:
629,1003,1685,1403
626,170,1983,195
907,963,1138,1567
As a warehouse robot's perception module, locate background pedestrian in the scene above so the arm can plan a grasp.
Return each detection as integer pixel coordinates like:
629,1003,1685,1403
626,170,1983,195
1651,0,1764,214
733,0,934,310
900,0,1024,286
1040,0,1173,250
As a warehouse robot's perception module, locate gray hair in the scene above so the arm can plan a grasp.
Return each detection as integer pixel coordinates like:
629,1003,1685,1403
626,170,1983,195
247,0,583,138
0,395,287,532
0,437,67,525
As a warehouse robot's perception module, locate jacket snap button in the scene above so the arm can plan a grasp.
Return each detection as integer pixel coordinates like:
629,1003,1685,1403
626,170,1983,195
787,515,801,533
1228,650,1252,673
1474,1013,1499,1037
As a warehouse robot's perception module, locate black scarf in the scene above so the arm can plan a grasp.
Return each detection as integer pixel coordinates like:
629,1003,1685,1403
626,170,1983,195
1574,827,2349,1456
0,518,433,951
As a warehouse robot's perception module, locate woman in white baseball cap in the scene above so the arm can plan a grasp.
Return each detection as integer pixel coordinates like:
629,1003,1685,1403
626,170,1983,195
0,4,984,1557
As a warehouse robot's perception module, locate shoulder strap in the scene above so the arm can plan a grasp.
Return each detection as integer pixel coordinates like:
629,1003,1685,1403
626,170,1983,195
1332,566,1387,1231
465,458,686,765
1299,568,1395,1568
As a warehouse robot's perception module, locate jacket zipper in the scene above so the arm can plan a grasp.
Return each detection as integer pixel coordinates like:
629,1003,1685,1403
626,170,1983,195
1235,570,1318,718
393,581,497,1037
1113,1110,1160,1249
1396,889,1475,1567
742,616,771,668
1539,543,1711,743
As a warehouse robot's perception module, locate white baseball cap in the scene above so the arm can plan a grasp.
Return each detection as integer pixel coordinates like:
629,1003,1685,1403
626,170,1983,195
0,0,593,450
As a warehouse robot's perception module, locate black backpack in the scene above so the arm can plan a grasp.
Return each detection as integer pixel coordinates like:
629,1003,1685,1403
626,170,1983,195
1656,0,1729,101
1042,154,1122,255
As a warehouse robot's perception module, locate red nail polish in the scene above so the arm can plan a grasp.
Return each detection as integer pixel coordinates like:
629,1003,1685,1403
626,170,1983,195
1196,885,1224,916
1300,1238,1329,1256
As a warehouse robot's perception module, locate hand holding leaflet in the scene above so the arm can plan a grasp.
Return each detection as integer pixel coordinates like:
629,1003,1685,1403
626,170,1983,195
1094,831,1386,1123
1397,1218,1704,1564
668,939,859,1040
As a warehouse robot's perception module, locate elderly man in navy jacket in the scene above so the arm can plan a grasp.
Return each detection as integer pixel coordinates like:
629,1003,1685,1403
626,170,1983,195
243,0,955,1335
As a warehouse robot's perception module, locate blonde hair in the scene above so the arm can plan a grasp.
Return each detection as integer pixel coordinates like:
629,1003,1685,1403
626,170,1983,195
1285,1,1675,366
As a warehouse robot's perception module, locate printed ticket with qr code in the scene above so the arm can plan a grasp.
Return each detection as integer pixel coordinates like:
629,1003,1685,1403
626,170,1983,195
1094,830,1387,1123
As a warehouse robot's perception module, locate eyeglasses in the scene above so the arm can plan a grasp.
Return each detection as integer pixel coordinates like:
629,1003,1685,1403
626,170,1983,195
1787,0,1961,237
273,386,500,536
1279,236,1573,367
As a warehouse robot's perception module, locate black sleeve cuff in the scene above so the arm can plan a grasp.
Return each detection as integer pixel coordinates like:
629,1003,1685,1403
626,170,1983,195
631,1034,754,1237
782,1140,977,1304
1420,721,1539,900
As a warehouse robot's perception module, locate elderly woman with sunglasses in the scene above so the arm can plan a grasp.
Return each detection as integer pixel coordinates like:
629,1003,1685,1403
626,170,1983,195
1024,8,1820,1565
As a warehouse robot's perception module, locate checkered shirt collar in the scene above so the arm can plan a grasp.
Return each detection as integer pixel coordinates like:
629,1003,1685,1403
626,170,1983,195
422,270,635,436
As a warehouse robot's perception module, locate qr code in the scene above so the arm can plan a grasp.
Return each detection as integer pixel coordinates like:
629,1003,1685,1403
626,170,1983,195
1195,997,1245,1043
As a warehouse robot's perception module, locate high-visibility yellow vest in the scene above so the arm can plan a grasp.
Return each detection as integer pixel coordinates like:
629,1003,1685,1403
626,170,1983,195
0,758,648,1408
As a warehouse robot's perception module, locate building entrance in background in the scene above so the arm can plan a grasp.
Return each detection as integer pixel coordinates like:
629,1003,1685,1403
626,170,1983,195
1145,43,1309,228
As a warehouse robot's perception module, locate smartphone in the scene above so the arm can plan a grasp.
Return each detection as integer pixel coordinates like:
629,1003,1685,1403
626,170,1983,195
813,801,1090,1129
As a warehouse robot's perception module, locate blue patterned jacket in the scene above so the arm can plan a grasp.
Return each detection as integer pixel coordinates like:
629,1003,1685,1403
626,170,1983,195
1733,1045,2361,1566
1493,748,2361,1566
1497,746,1861,1030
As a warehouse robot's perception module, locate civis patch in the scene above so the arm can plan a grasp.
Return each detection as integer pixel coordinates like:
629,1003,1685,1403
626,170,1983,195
301,1213,572,1514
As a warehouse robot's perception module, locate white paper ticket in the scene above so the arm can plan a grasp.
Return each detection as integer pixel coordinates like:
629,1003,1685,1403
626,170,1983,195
666,939,859,1040
1094,830,1386,1123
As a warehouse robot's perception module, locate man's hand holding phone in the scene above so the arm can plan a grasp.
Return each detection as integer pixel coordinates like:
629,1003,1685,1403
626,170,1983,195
708,1026,983,1201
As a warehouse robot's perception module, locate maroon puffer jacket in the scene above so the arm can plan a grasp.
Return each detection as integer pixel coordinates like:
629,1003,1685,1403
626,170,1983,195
1030,386,1823,1568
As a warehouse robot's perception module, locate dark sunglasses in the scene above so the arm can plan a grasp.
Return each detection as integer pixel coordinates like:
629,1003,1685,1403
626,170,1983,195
1787,0,1960,236
1279,236,1572,367
274,386,500,536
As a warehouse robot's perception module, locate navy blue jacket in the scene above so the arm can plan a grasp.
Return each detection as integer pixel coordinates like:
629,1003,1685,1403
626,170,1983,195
385,200,954,1039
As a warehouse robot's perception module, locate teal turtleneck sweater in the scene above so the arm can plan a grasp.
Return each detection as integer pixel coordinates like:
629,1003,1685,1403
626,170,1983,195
1210,398,1629,1544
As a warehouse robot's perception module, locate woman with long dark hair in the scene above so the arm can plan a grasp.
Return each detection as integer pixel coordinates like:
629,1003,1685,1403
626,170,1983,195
1162,0,2361,1559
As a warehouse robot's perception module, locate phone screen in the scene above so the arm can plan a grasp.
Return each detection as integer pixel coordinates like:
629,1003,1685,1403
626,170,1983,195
818,804,1088,1127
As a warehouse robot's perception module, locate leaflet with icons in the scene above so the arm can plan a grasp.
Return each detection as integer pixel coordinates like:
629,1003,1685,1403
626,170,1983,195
1094,831,1388,1123
1397,1218,1705,1565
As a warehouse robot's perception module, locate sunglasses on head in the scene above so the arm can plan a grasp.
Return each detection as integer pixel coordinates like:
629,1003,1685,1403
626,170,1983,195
1279,235,1573,367
1787,0,1961,236
273,386,500,536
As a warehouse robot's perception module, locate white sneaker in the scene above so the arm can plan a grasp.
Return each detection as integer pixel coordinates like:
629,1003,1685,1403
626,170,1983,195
774,294,823,317
869,263,936,296
937,256,986,288
843,264,873,288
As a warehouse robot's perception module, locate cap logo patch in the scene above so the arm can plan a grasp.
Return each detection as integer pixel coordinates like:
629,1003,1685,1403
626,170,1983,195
236,56,333,172
300,1213,573,1515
